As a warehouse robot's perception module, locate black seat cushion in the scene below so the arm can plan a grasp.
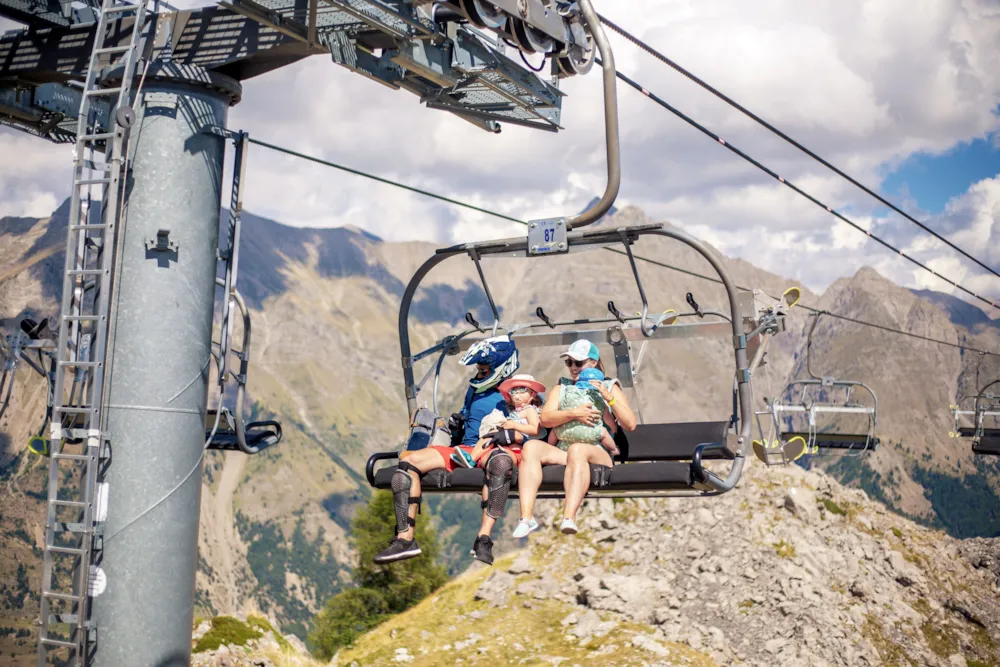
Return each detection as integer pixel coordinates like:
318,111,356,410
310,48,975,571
783,432,878,450
958,427,1000,439
974,436,1000,456
615,422,730,462
372,461,695,493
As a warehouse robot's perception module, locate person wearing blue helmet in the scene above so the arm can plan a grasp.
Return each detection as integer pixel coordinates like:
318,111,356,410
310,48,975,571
373,335,521,566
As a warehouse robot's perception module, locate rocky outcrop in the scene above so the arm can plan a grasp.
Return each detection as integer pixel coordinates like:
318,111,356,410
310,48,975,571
344,462,1000,666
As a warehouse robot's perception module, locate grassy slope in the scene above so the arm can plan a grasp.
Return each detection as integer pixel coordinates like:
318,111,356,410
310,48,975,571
335,551,718,667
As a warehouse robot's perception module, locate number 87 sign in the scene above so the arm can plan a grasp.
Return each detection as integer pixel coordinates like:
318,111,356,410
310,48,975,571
527,217,568,256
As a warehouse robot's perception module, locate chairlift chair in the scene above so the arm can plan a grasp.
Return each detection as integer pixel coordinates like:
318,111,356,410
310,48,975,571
365,6,796,498
755,312,879,465
950,379,1000,457
1,320,59,456
365,222,796,499
204,132,282,455
756,312,879,466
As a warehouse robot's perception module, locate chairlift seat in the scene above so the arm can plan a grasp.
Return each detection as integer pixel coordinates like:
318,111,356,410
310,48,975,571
973,436,1000,457
205,417,282,453
367,421,732,495
957,427,977,438
782,431,878,450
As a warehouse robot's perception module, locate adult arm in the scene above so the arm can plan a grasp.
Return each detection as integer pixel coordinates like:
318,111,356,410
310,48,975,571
591,380,637,432
540,385,601,429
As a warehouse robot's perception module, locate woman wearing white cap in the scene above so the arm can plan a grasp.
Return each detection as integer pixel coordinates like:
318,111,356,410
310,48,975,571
514,339,637,538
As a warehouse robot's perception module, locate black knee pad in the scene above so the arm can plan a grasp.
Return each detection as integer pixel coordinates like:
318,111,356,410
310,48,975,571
391,465,421,534
483,450,514,519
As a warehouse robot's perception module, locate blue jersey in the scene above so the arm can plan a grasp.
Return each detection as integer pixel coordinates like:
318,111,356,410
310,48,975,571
461,386,508,446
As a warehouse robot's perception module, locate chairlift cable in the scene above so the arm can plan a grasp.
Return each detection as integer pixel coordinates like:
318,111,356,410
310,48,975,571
246,138,1000,358
602,61,1000,313
247,139,524,225
596,14,1000,286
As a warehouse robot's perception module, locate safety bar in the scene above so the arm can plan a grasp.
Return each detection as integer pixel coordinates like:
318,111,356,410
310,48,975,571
692,442,739,491
398,223,755,495
565,0,619,230
455,320,732,351
781,378,879,424
773,405,875,415
367,451,400,487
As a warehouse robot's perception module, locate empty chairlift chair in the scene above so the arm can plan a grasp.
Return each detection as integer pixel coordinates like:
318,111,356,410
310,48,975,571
205,135,281,455
758,313,879,465
950,379,1000,457
365,222,797,498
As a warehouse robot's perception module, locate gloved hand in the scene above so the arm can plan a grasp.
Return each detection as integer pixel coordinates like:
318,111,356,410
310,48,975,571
490,429,519,447
448,413,466,446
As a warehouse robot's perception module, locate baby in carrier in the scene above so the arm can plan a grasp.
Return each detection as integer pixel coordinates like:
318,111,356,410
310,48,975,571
452,374,545,468
550,368,619,456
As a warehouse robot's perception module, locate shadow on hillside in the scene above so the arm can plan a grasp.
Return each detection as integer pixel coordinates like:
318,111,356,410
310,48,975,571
322,488,367,533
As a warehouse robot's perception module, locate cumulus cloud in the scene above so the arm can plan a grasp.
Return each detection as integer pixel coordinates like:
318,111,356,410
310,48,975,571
2,0,999,305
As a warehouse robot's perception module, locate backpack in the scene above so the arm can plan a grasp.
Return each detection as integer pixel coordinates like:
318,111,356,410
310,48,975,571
403,408,451,451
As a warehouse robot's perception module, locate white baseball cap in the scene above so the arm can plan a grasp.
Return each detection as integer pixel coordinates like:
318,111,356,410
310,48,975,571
560,340,600,362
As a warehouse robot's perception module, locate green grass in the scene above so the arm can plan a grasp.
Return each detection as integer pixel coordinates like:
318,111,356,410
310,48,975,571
773,539,797,559
822,498,847,516
193,616,263,653
248,615,292,652
891,527,903,539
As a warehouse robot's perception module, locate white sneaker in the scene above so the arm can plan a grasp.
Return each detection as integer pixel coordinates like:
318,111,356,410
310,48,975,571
559,518,578,535
512,517,539,539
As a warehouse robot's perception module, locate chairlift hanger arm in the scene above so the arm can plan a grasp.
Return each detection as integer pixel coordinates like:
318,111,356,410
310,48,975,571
565,0,620,230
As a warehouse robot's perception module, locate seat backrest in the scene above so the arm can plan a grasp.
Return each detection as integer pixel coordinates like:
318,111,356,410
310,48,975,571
974,435,1000,456
614,421,731,462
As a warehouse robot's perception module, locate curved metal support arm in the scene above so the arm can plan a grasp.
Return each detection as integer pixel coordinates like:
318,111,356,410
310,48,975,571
565,0,620,230
975,379,1000,438
650,228,753,459
366,451,400,487
691,442,743,492
805,311,824,381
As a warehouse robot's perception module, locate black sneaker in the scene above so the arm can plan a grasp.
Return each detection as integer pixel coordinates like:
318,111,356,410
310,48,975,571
373,537,421,564
470,535,494,565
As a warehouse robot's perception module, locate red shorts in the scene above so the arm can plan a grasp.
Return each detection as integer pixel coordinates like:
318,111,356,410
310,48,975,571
430,445,522,472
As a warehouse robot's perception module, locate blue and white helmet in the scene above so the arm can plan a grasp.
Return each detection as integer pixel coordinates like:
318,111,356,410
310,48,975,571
460,335,519,393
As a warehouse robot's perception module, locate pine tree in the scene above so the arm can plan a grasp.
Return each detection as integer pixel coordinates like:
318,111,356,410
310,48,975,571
309,491,448,659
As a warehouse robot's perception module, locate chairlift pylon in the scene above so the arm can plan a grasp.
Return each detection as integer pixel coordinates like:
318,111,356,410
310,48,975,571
755,311,879,466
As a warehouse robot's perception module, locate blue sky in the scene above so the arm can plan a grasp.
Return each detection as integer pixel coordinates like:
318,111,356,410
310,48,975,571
882,131,1000,214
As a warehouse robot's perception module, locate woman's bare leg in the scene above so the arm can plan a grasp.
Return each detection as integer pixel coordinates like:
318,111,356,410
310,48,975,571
563,444,612,522
518,439,567,520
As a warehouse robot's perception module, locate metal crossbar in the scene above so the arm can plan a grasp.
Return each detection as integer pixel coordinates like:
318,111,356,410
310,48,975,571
37,0,147,663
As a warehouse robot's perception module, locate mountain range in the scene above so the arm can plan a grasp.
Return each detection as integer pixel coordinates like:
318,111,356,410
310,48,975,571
1,200,999,661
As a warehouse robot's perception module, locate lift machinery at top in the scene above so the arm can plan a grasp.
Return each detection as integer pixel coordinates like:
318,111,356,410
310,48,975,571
366,12,800,499
0,0,597,140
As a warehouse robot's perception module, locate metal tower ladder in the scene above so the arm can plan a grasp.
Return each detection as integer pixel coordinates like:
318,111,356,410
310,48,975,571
37,0,149,663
